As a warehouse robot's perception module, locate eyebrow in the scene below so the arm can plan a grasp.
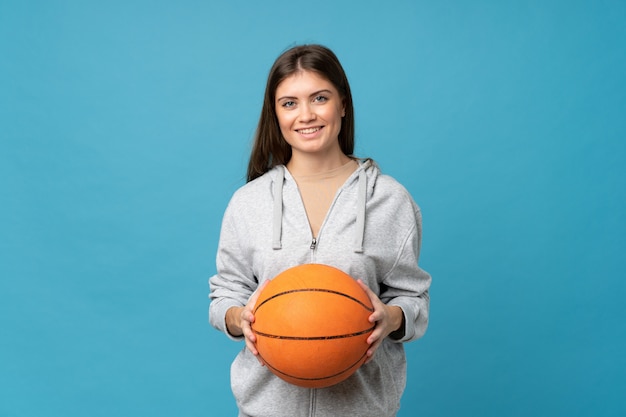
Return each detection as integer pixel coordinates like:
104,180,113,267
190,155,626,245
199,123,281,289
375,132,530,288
276,89,334,102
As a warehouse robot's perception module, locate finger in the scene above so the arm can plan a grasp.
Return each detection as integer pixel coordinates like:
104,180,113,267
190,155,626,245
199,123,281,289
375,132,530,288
240,311,259,361
243,319,260,356
245,280,271,364
368,308,385,324
357,279,385,311
356,279,373,296
243,314,264,364
243,325,256,343
240,308,254,327
367,327,383,345
365,339,382,363
243,333,257,352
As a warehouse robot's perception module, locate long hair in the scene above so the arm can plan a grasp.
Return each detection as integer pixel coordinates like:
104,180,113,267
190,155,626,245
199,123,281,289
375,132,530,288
246,44,355,182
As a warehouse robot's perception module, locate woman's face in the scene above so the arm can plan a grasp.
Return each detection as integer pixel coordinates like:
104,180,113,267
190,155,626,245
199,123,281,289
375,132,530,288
274,70,345,160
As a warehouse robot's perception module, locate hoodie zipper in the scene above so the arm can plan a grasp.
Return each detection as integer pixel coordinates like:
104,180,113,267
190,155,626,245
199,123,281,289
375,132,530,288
309,388,316,416
310,237,317,263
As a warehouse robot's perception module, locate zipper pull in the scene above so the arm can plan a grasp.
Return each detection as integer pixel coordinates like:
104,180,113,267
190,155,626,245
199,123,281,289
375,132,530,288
310,238,317,250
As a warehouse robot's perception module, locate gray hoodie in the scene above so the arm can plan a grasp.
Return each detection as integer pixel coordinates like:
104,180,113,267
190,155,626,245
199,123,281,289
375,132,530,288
209,159,431,417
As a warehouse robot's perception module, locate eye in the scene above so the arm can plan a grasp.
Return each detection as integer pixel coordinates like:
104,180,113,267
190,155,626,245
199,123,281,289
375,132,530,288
313,95,328,103
281,100,296,108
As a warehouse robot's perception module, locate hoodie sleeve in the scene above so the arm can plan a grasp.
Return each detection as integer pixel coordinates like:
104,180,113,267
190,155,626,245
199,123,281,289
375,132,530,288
380,206,431,343
208,197,258,341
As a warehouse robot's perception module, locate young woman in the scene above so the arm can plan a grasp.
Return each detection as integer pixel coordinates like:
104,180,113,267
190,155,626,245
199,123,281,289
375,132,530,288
209,44,431,417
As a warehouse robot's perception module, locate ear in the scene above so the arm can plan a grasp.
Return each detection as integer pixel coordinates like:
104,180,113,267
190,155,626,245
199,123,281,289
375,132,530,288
342,99,346,117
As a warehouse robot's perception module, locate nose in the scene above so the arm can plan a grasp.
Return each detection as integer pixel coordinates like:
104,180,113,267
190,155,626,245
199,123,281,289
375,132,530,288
298,103,316,122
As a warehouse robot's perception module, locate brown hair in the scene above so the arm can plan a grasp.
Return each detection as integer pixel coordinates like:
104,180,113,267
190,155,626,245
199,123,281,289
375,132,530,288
246,44,355,182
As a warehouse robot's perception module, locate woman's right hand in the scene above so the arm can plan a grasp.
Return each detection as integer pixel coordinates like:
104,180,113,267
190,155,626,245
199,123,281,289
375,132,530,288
225,280,270,365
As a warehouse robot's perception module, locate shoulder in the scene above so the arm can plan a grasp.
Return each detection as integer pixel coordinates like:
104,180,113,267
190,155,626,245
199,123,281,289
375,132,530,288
375,173,411,196
223,166,282,220
230,167,280,202
365,162,420,216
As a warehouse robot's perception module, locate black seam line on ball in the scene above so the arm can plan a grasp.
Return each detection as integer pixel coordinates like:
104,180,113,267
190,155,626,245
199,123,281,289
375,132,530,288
253,325,375,340
254,288,375,313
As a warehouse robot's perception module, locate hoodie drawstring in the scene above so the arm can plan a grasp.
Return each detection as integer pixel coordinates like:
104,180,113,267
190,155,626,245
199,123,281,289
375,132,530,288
272,166,284,250
354,169,367,253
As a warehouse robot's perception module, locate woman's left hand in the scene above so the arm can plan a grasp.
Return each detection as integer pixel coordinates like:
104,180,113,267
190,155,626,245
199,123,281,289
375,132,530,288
357,280,404,363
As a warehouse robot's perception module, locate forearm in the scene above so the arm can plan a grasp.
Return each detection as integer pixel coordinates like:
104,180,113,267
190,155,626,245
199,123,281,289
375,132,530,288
387,305,406,340
225,306,245,337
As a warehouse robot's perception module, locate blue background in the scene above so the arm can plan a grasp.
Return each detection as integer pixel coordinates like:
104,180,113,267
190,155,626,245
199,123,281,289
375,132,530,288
1,1,625,416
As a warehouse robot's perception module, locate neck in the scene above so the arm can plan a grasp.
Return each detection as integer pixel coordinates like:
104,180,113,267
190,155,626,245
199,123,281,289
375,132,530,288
286,150,352,176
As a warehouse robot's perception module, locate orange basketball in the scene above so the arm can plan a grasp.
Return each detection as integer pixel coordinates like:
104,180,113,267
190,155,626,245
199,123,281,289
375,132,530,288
251,263,374,388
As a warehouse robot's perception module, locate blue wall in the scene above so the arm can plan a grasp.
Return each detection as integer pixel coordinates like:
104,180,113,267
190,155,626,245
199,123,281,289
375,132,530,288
1,1,624,416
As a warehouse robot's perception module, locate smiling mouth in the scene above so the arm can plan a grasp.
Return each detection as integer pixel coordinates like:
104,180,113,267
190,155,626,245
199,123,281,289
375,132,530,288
297,127,323,134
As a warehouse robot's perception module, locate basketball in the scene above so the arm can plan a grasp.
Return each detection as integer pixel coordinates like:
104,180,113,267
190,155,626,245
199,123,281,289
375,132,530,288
251,263,374,388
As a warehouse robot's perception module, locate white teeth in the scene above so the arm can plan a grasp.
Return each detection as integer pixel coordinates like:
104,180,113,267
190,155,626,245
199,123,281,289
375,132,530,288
299,127,320,134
